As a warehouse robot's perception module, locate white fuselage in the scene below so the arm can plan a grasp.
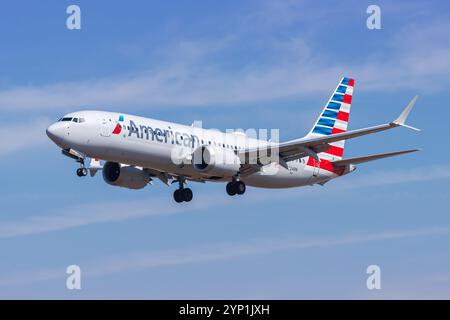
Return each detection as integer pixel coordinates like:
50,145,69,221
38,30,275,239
46,110,342,188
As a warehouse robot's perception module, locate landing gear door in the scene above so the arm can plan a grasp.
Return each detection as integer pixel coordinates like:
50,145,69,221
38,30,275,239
100,119,111,137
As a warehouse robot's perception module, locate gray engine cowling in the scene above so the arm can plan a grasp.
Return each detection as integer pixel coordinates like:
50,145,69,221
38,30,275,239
102,161,150,189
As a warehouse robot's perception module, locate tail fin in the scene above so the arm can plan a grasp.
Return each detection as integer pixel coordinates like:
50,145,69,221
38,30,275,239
306,76,355,160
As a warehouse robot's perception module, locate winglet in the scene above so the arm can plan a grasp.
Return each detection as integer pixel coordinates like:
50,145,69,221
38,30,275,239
392,95,420,131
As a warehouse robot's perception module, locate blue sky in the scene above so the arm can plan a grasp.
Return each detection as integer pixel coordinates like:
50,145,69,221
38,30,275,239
0,0,449,299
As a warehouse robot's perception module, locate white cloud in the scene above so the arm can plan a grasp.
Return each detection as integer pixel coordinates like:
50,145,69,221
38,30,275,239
0,56,340,112
0,8,449,113
336,165,450,189
0,197,221,239
0,163,449,239
1,225,450,286
0,118,51,156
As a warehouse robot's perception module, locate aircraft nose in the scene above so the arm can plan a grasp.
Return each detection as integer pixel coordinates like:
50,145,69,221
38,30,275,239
46,123,64,145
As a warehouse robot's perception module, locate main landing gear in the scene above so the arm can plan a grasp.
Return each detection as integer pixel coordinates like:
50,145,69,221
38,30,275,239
173,178,193,203
226,180,246,196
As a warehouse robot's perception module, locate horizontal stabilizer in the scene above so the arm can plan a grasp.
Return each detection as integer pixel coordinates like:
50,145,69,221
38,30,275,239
241,96,422,164
332,149,420,166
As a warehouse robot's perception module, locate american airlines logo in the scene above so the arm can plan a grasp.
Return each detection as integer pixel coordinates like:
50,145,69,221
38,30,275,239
112,115,124,135
117,117,200,149
130,119,200,148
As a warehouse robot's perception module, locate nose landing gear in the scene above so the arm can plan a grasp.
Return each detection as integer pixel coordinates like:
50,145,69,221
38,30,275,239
76,167,88,177
62,149,88,177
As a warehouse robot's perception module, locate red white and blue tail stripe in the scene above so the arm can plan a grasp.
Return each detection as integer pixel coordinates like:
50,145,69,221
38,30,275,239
306,76,354,161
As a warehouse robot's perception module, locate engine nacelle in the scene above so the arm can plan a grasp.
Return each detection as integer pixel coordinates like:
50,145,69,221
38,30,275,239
102,161,150,189
192,146,240,177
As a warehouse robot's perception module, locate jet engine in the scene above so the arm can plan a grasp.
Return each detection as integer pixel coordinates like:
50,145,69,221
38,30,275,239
102,161,150,189
192,146,241,176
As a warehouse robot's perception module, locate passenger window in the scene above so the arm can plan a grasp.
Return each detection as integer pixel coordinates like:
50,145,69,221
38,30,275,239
79,118,85,123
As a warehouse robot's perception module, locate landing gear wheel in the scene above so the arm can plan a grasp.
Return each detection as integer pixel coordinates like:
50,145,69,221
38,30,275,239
173,189,184,203
172,177,193,203
226,181,246,196
173,188,193,203
235,181,246,195
226,182,237,196
183,188,193,202
76,168,87,177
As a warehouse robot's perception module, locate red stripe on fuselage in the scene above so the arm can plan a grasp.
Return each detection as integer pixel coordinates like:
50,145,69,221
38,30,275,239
306,157,345,176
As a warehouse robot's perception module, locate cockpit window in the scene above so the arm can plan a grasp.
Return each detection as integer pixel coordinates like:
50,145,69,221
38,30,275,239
61,117,86,123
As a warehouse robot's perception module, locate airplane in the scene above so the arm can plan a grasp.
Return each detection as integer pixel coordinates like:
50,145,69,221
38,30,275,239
46,77,420,203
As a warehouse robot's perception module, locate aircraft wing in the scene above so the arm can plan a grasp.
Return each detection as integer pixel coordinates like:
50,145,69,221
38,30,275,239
85,158,206,185
239,96,419,167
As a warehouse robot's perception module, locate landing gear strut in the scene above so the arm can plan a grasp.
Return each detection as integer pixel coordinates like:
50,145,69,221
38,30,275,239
75,157,87,177
173,178,193,203
62,149,88,177
75,158,88,177
226,179,246,196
